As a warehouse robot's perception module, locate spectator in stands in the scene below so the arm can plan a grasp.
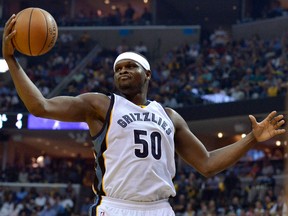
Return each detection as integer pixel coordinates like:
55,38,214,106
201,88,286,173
224,171,241,200
116,39,130,54
254,200,265,215
228,196,243,215
18,167,29,183
59,31,74,52
267,0,284,18
77,31,92,52
203,175,220,201
209,27,230,54
261,160,275,176
173,194,187,215
196,201,208,216
185,173,200,200
106,7,122,26
35,191,47,210
269,192,288,215
38,200,57,216
80,196,92,216
29,167,44,183
140,7,152,25
123,3,135,25
183,201,196,216
16,187,28,203
0,191,14,216
17,199,34,216
134,41,148,56
60,194,74,215
263,194,275,213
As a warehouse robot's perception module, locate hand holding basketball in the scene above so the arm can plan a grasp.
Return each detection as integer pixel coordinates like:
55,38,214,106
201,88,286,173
12,7,58,56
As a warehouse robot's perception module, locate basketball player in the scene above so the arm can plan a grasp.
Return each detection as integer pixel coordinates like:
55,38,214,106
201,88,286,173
2,15,286,216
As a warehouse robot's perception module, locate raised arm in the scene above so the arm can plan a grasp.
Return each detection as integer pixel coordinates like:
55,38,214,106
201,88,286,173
167,108,285,178
2,14,110,132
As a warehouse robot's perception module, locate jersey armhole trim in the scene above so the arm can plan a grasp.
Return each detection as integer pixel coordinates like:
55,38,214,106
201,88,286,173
90,93,115,140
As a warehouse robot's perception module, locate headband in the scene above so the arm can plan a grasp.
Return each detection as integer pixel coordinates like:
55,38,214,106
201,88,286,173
113,52,150,71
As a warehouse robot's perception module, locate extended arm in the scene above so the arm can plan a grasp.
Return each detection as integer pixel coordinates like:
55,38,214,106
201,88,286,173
2,15,109,134
2,15,87,121
167,108,285,177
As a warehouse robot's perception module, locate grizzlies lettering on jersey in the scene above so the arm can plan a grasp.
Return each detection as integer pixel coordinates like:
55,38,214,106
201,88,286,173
117,112,172,135
91,93,176,202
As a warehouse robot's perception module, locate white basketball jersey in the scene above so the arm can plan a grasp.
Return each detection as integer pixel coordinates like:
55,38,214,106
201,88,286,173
91,94,176,202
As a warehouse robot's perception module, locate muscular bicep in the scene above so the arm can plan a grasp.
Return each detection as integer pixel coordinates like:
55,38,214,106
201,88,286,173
41,96,89,122
35,93,109,123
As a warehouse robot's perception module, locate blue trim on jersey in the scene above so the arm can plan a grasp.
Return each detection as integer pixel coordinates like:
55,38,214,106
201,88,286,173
91,93,115,197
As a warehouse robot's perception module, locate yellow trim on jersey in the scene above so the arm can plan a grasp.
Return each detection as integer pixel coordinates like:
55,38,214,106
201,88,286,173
138,105,147,108
102,107,114,195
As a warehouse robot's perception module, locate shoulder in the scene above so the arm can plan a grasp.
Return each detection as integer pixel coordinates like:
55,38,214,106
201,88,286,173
164,107,187,130
78,92,112,119
78,92,112,104
164,107,175,117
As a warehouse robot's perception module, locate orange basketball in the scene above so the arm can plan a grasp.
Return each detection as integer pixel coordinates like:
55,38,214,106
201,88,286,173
12,7,58,56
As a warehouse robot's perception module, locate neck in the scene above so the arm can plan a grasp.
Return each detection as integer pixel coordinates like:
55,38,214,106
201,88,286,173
122,93,147,105
117,83,149,105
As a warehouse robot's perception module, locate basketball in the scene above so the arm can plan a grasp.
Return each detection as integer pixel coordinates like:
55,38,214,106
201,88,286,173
12,7,58,56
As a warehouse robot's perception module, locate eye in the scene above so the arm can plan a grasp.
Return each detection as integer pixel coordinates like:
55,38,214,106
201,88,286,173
115,67,121,73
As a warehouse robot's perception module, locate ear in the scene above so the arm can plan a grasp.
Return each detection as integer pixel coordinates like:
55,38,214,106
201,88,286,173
145,70,151,80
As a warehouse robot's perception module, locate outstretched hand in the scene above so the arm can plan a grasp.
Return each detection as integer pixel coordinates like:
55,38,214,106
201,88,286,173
2,14,16,59
249,111,286,142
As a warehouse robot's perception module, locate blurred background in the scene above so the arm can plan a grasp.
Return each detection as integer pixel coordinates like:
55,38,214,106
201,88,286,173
0,0,288,215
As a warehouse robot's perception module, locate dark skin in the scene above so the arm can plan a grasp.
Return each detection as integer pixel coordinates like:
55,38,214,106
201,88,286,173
2,15,286,178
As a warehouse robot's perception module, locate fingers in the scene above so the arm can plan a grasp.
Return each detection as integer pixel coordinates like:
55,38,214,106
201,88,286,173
273,119,285,128
269,113,285,127
269,113,285,133
275,128,286,135
3,15,16,48
4,14,16,35
250,111,285,130
263,111,285,126
5,14,16,27
249,115,257,127
266,110,277,122
273,114,284,122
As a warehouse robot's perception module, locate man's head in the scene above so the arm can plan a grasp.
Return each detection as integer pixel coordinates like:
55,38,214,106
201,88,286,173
113,51,150,72
113,51,151,96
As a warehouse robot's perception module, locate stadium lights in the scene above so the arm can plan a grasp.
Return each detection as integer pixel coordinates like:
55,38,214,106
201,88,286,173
217,132,223,138
0,58,8,73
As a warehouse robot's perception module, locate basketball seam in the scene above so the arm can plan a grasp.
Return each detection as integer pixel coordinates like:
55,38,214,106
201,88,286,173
28,8,33,56
38,10,49,56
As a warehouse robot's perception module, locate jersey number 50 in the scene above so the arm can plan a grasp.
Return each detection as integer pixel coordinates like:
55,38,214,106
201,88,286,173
134,129,162,160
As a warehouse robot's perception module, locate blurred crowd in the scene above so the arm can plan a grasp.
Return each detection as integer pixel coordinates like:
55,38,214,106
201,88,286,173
0,153,286,215
1,27,288,112
55,3,153,27
172,155,287,216
0,3,152,28
0,154,94,216
1,1,287,27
